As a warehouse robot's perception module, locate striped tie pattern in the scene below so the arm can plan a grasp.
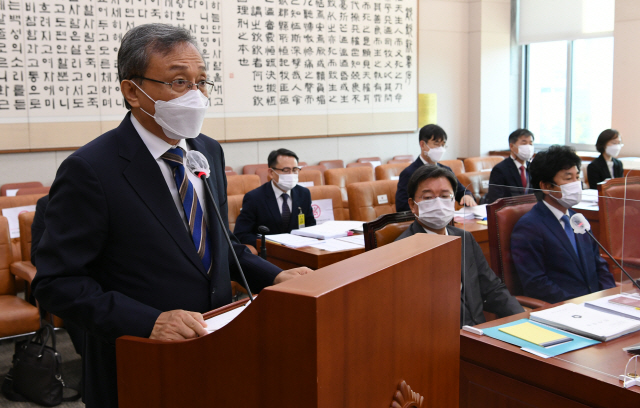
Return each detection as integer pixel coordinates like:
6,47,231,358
161,147,213,275
281,193,291,229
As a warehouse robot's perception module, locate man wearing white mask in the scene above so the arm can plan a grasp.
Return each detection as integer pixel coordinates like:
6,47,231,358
486,128,535,204
511,145,615,304
395,124,476,212
31,24,311,408
587,129,624,188
234,148,316,247
395,165,523,327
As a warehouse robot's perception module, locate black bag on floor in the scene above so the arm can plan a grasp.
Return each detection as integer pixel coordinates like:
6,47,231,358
7,323,79,406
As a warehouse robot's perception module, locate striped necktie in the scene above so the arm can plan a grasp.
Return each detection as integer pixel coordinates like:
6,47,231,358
161,147,213,275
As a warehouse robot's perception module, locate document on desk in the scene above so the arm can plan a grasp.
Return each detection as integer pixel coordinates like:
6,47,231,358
584,294,640,321
335,235,365,246
265,233,322,248
292,220,365,239
204,305,247,333
308,238,362,252
454,204,487,220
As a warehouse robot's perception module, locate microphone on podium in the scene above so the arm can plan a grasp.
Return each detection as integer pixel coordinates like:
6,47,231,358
257,226,270,260
186,150,254,302
569,213,640,292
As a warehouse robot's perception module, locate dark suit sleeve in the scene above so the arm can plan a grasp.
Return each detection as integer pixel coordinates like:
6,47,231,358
454,175,473,203
395,169,411,212
470,234,524,317
32,156,162,344
304,188,316,227
486,165,507,204
593,239,616,290
232,192,259,247
30,195,48,267
587,161,602,188
511,217,572,303
614,158,624,178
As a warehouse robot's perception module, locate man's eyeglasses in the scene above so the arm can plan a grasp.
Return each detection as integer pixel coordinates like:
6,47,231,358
131,76,214,95
271,167,302,174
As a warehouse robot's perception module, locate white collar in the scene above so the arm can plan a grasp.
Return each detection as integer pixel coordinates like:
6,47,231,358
511,155,525,169
130,113,188,159
421,225,449,235
542,199,569,221
271,180,291,198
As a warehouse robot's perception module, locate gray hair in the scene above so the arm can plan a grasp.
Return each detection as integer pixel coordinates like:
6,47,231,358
118,24,201,109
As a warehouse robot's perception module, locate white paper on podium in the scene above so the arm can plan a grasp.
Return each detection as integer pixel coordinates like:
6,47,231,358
2,205,36,238
311,198,334,225
204,305,247,333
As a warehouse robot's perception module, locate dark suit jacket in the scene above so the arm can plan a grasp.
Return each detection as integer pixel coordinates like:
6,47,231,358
30,195,48,267
511,201,615,304
31,113,282,408
486,157,529,204
395,158,471,212
233,182,316,247
587,154,623,188
395,222,523,327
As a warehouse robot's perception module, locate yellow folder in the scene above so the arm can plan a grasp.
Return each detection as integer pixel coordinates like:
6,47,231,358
499,322,572,347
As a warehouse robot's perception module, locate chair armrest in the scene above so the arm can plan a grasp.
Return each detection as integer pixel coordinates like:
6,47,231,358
10,261,37,283
515,295,550,310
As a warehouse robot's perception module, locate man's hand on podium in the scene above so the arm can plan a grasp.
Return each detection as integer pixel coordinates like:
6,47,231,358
273,267,313,284
149,310,209,341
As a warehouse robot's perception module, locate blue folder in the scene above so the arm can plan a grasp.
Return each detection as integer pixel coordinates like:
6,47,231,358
482,318,600,357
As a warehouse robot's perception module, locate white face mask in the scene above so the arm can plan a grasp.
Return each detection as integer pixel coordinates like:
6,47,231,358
605,143,623,158
130,81,209,140
551,180,583,208
516,145,534,162
424,146,446,163
275,173,298,191
414,197,455,230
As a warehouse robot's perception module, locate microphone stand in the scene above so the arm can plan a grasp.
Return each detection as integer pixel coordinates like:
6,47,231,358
258,226,269,260
197,173,254,302
584,229,640,293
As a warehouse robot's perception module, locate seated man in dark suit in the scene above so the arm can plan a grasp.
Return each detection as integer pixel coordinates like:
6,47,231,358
486,128,534,204
511,145,616,304
234,148,316,247
395,124,475,212
395,165,523,327
587,128,624,188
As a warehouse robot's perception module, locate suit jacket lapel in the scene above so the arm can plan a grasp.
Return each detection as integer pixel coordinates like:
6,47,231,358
507,159,525,188
265,182,283,233
537,203,584,275
119,125,207,278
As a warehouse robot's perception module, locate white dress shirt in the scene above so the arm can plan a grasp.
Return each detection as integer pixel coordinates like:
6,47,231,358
271,180,293,215
606,159,614,179
131,114,209,231
511,155,529,188
542,200,570,229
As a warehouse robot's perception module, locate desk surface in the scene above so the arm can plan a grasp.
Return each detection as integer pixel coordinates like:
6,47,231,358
460,288,640,407
264,240,365,270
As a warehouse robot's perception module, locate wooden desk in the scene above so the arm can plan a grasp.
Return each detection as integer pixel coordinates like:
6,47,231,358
263,240,365,269
460,288,640,407
454,220,489,264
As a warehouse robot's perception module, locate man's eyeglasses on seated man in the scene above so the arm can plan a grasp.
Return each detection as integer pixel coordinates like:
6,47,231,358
271,167,302,174
131,76,215,95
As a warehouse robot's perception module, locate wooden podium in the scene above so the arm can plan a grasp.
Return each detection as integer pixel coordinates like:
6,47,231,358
116,234,461,407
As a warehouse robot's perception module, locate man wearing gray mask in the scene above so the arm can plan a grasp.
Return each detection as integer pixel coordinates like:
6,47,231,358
511,145,615,304
395,165,523,327
31,24,312,408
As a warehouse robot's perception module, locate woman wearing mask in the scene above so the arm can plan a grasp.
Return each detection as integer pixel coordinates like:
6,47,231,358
586,129,624,188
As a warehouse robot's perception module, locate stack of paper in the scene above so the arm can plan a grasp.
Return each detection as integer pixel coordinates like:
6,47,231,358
584,294,640,321
454,204,487,220
292,220,364,239
499,322,572,347
265,233,322,248
530,303,640,342
204,304,247,333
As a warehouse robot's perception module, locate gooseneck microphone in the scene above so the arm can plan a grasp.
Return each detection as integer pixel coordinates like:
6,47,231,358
186,150,253,302
569,213,640,293
257,226,270,260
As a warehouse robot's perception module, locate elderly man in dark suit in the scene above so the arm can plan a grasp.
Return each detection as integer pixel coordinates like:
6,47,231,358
234,148,316,247
485,128,534,204
395,165,523,327
31,24,311,408
512,145,615,304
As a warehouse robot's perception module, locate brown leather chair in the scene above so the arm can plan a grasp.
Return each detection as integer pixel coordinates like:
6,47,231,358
581,161,591,189
300,165,327,184
0,194,48,262
387,159,411,164
456,171,491,204
598,177,640,280
10,212,37,298
227,195,244,232
487,195,549,310
226,174,261,196
308,185,348,221
16,186,50,196
363,211,416,251
347,180,398,222
1,181,43,196
225,166,237,176
242,163,268,175
463,156,504,173
346,161,373,169
325,167,375,220
298,169,323,187
375,162,410,180
0,216,41,339
357,157,381,164
255,167,270,185
439,159,465,175
318,159,344,169
392,155,413,161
